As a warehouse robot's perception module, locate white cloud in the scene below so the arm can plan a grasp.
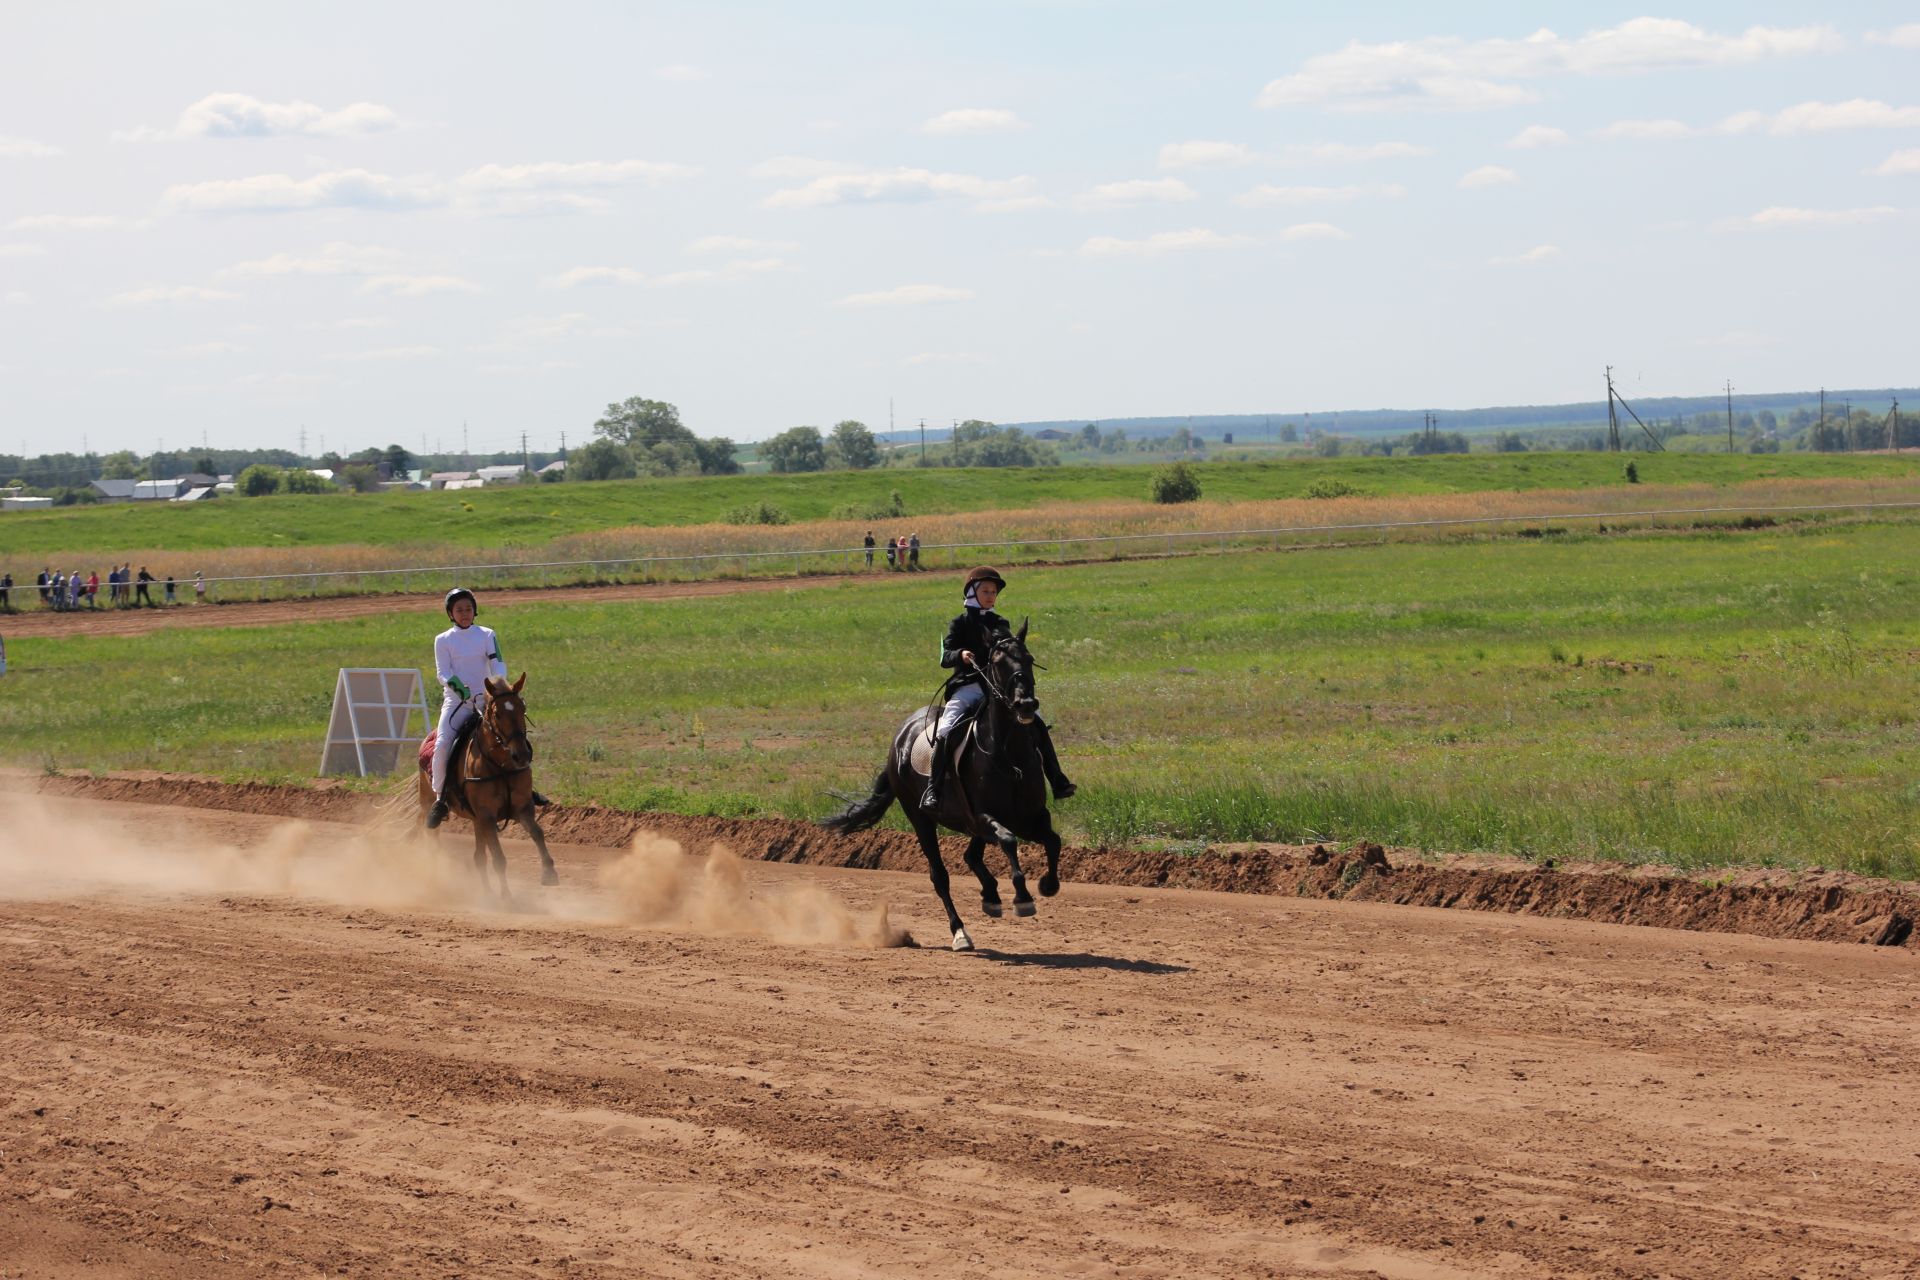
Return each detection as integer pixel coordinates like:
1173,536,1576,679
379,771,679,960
1280,141,1432,164
750,155,849,179
9,214,142,231
1079,228,1256,258
547,266,649,288
764,167,1036,209
1507,125,1569,149
1595,117,1700,140
974,195,1056,213
177,341,245,356
104,285,241,306
656,64,707,82
3,291,30,305
163,169,442,213
922,108,1027,136
1488,244,1563,266
457,159,693,191
1278,222,1352,242
1235,183,1404,206
1696,330,1783,348
1259,20,1842,113
1158,140,1260,170
0,134,60,157
1872,149,1920,176
652,257,785,286
357,274,480,297
837,284,974,307
333,345,440,362
222,242,405,277
121,93,398,141
687,235,797,254
1868,24,1920,48
1079,177,1197,206
1763,99,1920,134
904,351,984,365
1717,205,1900,231
0,242,47,258
1458,165,1520,188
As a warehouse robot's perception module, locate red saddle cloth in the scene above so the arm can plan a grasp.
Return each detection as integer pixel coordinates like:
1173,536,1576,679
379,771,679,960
418,730,439,769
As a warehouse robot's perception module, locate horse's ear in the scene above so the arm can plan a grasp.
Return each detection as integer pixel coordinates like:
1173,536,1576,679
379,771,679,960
512,672,526,693
1017,617,1029,643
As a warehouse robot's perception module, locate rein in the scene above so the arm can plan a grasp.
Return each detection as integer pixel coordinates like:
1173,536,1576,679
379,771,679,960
464,701,531,784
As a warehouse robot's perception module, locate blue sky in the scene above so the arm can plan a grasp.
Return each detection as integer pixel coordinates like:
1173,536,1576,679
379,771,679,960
2,3,1916,456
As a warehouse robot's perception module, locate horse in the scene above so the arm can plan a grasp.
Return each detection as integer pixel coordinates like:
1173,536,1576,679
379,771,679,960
820,621,1063,951
416,673,558,897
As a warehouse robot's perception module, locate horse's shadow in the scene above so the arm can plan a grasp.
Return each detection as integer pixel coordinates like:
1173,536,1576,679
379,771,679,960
970,948,1190,975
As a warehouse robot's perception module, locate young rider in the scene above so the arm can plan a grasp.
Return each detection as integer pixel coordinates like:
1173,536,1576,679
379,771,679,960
921,566,1077,810
425,587,547,827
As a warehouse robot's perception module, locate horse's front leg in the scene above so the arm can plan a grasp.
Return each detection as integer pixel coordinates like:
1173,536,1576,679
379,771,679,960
475,818,511,902
961,837,1001,918
977,814,1034,917
909,813,970,951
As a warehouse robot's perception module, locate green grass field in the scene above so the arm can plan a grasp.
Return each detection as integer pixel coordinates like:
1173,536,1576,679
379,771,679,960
6,516,1918,877
5,451,1918,559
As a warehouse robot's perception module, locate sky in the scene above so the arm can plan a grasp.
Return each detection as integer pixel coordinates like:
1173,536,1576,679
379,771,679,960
2,2,1917,457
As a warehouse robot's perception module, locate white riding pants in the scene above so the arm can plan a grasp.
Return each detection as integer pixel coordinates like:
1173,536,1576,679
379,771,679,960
430,691,481,795
935,681,987,739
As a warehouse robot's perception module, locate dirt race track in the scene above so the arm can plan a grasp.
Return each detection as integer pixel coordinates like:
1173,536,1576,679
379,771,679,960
4,793,1919,1280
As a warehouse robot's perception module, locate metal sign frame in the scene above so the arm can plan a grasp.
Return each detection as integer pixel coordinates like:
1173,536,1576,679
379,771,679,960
321,668,430,776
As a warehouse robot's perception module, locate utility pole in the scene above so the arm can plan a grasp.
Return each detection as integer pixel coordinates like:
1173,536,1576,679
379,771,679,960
462,420,469,469
1725,380,1735,453
298,424,307,456
919,418,926,461
520,430,529,474
1605,367,1621,452
1819,387,1826,429
559,430,567,458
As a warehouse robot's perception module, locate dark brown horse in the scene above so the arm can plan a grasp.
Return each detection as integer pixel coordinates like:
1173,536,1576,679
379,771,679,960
416,673,557,897
820,622,1063,951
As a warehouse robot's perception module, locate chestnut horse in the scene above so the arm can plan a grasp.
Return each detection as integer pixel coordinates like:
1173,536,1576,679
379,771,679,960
416,673,557,896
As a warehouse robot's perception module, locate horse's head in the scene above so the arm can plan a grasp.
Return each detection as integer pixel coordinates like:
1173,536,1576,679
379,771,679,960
986,619,1040,726
482,673,534,769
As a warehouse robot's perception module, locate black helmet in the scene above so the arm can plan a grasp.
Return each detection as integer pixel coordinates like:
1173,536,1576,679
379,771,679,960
443,586,478,618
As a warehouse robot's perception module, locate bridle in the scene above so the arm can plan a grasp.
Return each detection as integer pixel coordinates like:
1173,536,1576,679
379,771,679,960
975,634,1036,719
466,692,532,783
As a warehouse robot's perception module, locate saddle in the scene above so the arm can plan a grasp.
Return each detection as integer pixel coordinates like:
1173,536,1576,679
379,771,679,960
907,716,977,778
418,714,481,782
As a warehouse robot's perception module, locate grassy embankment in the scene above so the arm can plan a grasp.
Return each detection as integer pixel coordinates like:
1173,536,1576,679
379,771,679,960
5,517,1917,876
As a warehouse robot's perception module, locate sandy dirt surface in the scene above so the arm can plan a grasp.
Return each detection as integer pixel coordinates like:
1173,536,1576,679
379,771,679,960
4,794,1919,1279
0,575,843,639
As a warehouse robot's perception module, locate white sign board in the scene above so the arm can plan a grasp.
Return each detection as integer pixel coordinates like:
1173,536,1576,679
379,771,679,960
321,668,430,776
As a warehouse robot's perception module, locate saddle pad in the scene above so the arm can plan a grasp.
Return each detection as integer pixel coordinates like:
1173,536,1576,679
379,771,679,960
417,730,438,769
907,720,972,777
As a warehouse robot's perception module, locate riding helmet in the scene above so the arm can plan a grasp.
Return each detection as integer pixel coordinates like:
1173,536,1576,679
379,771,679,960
963,566,1007,593
443,586,479,618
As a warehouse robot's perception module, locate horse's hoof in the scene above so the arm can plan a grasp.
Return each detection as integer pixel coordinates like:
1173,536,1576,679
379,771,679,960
540,870,559,887
1039,873,1060,898
1014,900,1037,918
951,928,974,952
981,898,1003,918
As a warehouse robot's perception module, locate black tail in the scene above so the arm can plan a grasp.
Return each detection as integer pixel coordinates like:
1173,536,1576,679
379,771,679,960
819,767,895,834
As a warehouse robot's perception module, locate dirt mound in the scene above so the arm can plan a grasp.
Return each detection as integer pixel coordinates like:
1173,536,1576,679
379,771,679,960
7,770,1915,951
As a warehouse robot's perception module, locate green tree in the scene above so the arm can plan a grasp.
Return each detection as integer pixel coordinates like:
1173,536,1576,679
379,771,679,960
594,397,695,449
1078,423,1102,450
1279,423,1299,443
282,468,335,494
762,426,827,473
568,439,638,481
100,450,142,480
694,437,741,476
382,444,413,477
829,420,880,470
338,463,381,492
237,464,282,496
1151,461,1202,504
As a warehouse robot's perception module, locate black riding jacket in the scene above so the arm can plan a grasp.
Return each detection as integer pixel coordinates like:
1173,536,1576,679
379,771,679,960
941,608,1009,692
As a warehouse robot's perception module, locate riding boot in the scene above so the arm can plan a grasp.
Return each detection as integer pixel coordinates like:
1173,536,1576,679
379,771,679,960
426,779,455,829
1033,718,1077,800
531,790,551,807
920,737,950,811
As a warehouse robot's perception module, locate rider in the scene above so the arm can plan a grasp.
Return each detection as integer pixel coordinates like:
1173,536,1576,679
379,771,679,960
425,587,546,828
920,566,1077,810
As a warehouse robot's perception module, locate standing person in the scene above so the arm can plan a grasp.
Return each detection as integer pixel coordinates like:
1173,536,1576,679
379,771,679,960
107,564,121,606
37,568,49,608
135,565,154,607
884,537,897,571
863,530,876,569
67,570,82,612
0,571,11,613
86,570,99,609
908,532,921,572
920,566,1077,809
193,570,206,604
164,574,176,606
0,630,7,676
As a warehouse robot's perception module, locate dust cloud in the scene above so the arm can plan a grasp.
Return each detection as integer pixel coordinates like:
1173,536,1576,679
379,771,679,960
0,798,908,949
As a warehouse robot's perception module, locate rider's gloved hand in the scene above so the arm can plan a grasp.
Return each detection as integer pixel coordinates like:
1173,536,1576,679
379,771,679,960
449,677,472,701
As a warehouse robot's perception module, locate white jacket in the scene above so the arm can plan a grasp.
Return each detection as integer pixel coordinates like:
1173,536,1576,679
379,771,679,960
434,623,507,700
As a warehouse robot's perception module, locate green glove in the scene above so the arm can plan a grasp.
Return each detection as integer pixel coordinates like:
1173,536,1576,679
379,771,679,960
448,676,472,701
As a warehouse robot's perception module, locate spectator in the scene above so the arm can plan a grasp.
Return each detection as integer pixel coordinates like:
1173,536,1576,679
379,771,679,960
135,565,155,607
908,532,921,571
896,535,909,570
164,574,176,605
0,571,10,613
86,570,99,609
0,630,6,676
67,569,82,612
37,568,49,608
884,537,897,570
864,530,876,569
193,570,206,604
107,564,121,605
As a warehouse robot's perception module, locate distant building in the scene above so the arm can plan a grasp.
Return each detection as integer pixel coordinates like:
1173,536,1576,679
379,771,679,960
2,495,54,511
1032,428,1073,441
175,486,219,502
475,464,524,485
537,459,567,476
428,471,473,490
441,477,487,492
90,479,138,502
133,478,188,501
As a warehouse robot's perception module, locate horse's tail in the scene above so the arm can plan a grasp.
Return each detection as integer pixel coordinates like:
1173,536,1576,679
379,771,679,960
819,767,895,835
